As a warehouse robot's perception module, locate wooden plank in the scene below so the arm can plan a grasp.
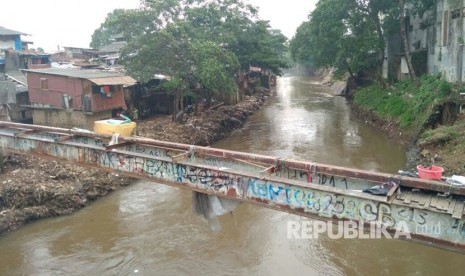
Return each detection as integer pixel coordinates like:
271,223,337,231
54,134,76,142
106,141,134,150
208,102,225,110
430,196,439,209
260,166,276,178
419,194,429,206
404,192,413,204
387,185,399,202
437,198,451,211
396,192,407,200
411,193,422,203
452,202,465,219
423,195,432,209
14,129,42,137
171,152,189,162
233,158,268,169
448,200,456,214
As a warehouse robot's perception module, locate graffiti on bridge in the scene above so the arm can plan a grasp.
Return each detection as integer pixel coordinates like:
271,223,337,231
44,144,465,242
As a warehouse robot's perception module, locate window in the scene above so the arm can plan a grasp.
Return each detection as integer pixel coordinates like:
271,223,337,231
92,85,101,93
40,78,48,89
451,9,461,19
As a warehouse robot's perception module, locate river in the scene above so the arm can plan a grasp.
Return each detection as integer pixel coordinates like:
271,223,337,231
0,76,463,275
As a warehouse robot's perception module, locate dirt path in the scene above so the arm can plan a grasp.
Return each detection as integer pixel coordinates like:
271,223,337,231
0,91,269,234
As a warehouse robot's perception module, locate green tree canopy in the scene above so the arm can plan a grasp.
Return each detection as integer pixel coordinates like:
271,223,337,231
289,21,314,68
290,0,397,79
93,0,288,120
290,0,435,82
90,9,149,49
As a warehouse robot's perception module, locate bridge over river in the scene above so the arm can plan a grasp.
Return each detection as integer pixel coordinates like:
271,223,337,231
0,76,464,275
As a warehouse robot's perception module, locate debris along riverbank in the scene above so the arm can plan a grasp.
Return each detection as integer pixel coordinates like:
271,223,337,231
0,89,270,234
137,90,269,145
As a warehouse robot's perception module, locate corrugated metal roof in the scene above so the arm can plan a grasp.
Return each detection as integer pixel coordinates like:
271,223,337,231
23,68,124,78
0,26,27,36
89,76,137,86
23,68,137,86
5,71,27,86
99,41,127,53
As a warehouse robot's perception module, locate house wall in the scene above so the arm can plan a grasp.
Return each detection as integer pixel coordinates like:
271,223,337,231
27,73,84,109
28,72,126,112
0,40,15,50
9,104,32,123
385,32,403,81
14,36,22,51
32,109,112,130
0,104,10,121
9,92,32,123
28,64,51,70
91,85,126,112
426,0,465,82
387,1,465,82
0,35,20,50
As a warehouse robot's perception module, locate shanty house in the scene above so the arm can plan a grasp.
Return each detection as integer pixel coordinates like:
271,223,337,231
0,26,27,51
23,68,136,129
63,47,98,60
1,26,29,73
0,79,31,123
384,0,465,82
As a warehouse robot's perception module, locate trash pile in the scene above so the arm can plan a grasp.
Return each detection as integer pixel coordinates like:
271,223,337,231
445,175,465,186
137,92,268,146
363,164,465,197
0,154,133,234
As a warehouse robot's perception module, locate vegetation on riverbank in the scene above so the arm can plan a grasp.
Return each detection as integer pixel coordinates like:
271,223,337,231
352,76,465,174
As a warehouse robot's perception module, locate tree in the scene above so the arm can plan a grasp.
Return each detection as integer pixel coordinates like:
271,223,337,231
399,0,418,84
290,0,397,82
192,41,240,95
120,24,240,121
305,0,371,78
91,9,129,49
95,0,288,121
234,20,288,75
290,21,314,68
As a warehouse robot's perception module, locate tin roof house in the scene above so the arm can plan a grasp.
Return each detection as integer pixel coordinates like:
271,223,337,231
23,68,137,129
0,26,28,52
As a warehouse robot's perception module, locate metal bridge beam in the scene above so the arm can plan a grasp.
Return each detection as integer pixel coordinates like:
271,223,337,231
0,121,464,252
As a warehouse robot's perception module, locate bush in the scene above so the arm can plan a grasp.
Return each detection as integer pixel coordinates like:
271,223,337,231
354,76,453,129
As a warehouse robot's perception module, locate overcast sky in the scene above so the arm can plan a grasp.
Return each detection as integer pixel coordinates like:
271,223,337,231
2,0,316,51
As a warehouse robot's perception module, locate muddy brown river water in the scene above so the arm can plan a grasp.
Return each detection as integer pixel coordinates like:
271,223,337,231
0,76,463,275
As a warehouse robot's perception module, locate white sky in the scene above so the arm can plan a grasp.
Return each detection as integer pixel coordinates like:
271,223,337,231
1,0,315,52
